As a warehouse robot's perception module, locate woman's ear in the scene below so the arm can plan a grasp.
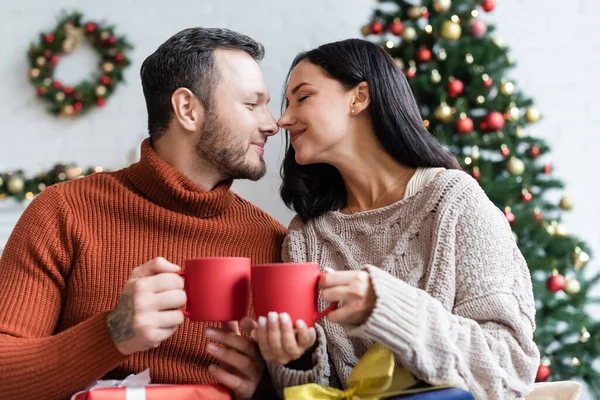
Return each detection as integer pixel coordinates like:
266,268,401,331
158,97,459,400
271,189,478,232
171,88,203,132
350,82,370,115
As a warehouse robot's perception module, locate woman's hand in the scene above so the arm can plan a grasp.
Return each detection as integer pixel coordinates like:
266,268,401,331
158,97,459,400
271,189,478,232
252,312,316,365
320,269,376,325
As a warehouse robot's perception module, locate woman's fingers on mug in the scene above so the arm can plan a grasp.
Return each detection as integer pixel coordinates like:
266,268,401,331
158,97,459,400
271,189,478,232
296,321,316,350
255,316,275,361
266,312,286,360
280,313,302,360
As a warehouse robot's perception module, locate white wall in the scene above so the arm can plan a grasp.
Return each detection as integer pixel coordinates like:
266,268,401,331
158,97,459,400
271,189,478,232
0,0,598,395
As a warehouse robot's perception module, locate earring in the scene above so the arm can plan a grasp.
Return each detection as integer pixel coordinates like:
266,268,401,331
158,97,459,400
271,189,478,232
351,108,355,114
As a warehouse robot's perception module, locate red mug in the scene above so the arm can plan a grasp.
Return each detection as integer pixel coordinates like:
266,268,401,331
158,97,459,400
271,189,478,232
177,257,251,322
251,262,338,327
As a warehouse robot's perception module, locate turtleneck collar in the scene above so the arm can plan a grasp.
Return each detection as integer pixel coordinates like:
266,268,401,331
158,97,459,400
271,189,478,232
126,139,234,218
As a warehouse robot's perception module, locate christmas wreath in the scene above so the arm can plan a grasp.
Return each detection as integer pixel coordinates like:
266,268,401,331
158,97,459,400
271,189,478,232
27,11,133,116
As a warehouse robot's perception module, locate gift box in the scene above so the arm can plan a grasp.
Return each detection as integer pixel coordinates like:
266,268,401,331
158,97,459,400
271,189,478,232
284,343,474,400
71,369,232,400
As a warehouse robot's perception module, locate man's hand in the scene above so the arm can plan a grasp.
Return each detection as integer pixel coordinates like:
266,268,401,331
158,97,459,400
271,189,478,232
107,257,187,355
206,318,264,400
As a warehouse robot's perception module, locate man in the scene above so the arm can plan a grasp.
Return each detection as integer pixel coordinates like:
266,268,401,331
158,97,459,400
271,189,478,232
0,28,286,399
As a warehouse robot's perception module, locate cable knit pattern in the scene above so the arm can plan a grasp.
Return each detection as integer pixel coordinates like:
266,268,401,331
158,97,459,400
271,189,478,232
270,170,540,399
0,139,287,400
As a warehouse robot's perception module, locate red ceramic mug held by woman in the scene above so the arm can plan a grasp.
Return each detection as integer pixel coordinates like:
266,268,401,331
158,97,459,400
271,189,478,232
177,257,251,322
251,262,338,327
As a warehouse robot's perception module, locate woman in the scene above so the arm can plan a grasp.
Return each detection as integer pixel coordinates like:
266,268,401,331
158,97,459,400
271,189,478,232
253,39,540,399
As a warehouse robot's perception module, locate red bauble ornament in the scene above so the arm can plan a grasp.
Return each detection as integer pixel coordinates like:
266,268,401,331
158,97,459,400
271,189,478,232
85,22,98,33
417,47,432,63
504,210,515,224
422,10,430,18
470,19,487,38
500,146,510,157
472,169,481,180
447,79,464,97
100,75,111,86
37,87,47,96
546,274,566,293
96,97,106,107
483,77,493,87
480,111,504,132
389,20,404,35
405,68,416,79
64,86,74,95
533,210,544,222
106,35,118,46
52,80,62,89
536,365,551,382
481,0,495,12
44,33,55,44
43,49,53,58
370,22,384,35
530,146,540,158
455,117,473,134
522,191,533,202
50,55,60,65
114,52,125,62
73,101,83,111
544,164,552,174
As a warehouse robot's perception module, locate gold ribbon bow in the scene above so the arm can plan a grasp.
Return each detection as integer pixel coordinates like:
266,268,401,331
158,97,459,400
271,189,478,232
284,343,452,400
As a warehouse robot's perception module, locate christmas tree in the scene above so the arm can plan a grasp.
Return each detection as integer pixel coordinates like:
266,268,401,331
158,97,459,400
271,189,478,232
362,0,600,395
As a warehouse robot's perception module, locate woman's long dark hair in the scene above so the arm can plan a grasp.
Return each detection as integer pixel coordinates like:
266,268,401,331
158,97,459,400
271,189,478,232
280,38,461,222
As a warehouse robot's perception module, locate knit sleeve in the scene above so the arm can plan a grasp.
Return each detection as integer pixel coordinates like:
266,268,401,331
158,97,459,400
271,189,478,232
346,182,540,399
0,185,127,399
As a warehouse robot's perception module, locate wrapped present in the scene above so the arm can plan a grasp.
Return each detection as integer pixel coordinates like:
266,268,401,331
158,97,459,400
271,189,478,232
71,369,232,400
284,343,474,400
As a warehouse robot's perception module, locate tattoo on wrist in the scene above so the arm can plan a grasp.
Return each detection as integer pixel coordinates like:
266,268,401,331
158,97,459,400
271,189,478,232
107,293,135,344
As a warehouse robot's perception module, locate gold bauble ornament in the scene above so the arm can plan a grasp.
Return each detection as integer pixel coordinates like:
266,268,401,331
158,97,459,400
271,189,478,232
476,95,485,104
565,278,581,295
402,27,417,42
407,6,422,19
434,103,453,123
556,223,568,236
102,62,115,73
361,25,370,36
431,69,441,83
433,0,452,12
95,86,108,97
571,357,581,367
394,58,404,70
572,247,590,270
500,81,514,95
515,126,525,138
465,53,474,63
29,68,40,79
43,78,52,86
559,195,574,210
440,21,462,40
506,157,525,176
62,105,75,116
526,107,540,123
580,327,591,343
100,31,111,40
55,92,66,102
508,106,520,122
7,176,25,194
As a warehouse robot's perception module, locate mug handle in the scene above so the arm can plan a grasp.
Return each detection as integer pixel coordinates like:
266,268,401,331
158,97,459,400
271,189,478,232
175,270,192,318
315,272,340,321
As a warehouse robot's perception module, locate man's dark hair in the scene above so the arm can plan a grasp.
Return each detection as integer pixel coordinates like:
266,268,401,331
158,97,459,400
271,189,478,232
140,27,265,140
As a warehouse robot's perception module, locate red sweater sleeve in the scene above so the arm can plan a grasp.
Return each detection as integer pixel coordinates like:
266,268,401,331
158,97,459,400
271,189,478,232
0,185,127,400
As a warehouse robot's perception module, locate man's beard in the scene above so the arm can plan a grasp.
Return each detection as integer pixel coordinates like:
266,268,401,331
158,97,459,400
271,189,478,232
194,110,266,181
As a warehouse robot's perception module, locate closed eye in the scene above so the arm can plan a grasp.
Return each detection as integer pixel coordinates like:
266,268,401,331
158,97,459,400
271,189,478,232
298,95,310,103
246,103,258,110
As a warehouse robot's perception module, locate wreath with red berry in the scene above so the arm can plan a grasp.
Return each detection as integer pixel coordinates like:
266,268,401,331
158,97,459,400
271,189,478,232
27,11,133,116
